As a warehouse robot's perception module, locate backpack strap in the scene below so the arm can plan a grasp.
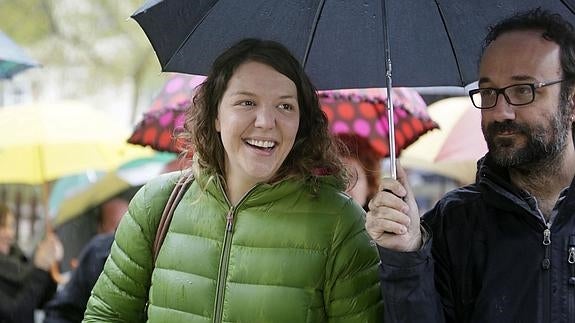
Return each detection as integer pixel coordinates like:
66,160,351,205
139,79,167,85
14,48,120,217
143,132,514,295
152,173,195,263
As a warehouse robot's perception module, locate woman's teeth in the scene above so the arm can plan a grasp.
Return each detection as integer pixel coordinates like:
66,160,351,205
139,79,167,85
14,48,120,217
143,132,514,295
246,139,275,149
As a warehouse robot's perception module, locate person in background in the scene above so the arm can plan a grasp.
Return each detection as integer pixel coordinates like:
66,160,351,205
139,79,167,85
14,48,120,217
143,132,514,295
83,38,382,322
366,8,575,322
0,203,63,323
336,133,383,210
96,197,130,235
43,191,133,323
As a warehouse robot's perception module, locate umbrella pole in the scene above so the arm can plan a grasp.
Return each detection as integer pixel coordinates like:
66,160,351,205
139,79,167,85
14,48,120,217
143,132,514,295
382,0,397,180
43,182,64,283
43,182,52,233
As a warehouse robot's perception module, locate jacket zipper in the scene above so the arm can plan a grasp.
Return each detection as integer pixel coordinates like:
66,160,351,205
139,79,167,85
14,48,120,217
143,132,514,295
213,207,235,323
213,184,259,323
568,235,575,320
541,218,551,323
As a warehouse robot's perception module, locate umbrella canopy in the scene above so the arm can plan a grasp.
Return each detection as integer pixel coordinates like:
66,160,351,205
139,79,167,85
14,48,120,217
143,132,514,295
400,97,488,184
0,31,39,79
131,1,575,89
48,170,104,217
148,73,206,111
53,153,176,227
128,103,188,153
319,90,437,157
0,101,154,185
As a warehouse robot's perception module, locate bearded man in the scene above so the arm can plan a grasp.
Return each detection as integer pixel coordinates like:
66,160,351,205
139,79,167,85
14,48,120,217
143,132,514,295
366,8,575,323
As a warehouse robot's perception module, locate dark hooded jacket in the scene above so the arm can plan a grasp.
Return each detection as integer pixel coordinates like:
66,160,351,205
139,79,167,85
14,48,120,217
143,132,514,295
43,233,114,323
0,245,57,323
378,155,575,322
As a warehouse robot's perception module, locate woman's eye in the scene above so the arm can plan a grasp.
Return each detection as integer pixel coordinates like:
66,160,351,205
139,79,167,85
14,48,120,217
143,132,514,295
239,100,255,107
278,103,293,111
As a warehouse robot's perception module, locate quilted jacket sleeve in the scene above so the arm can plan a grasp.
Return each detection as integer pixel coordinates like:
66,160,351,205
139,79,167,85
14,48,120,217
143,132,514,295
82,173,179,323
325,198,384,322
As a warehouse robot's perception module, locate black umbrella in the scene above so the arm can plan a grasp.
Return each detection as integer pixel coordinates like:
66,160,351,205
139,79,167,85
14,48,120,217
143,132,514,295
131,0,575,177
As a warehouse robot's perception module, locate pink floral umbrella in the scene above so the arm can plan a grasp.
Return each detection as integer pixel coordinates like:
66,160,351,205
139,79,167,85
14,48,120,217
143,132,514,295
147,73,205,111
319,89,437,157
129,74,437,156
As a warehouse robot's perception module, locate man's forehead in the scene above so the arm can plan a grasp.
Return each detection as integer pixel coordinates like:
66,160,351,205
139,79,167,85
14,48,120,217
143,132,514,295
479,30,562,84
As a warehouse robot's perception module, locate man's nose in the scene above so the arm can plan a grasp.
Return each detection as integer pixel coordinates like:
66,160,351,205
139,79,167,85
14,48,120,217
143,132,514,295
487,93,516,121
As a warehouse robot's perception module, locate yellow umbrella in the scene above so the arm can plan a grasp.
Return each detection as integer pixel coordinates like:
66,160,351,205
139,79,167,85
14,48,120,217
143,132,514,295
0,101,153,184
400,97,488,184
0,101,154,283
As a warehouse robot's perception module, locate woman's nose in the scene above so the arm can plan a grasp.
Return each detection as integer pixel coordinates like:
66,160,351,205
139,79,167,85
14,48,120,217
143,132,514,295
254,106,276,129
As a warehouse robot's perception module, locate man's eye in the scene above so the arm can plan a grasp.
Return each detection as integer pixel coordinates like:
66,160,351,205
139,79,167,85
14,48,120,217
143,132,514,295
512,85,532,96
480,89,496,98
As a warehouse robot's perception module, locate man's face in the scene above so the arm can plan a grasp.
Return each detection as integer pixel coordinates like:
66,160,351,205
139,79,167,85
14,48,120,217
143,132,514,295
478,30,573,168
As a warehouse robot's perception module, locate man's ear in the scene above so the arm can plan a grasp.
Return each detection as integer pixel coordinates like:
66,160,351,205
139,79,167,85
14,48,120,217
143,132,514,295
570,88,575,121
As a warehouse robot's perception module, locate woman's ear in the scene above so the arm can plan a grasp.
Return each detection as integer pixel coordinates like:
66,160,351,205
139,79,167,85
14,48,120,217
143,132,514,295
215,116,221,132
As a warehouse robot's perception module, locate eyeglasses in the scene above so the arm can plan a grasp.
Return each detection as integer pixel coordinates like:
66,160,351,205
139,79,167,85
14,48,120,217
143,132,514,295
468,79,565,109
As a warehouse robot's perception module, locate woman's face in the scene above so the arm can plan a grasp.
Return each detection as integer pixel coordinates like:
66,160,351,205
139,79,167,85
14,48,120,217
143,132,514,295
0,212,15,255
215,61,300,190
345,157,369,207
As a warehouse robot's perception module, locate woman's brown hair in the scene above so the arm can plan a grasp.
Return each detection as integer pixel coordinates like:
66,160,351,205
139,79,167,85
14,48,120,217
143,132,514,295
180,39,345,188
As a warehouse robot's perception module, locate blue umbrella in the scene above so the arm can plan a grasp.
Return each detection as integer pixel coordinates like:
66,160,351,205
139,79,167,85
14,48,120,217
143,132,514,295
0,31,39,79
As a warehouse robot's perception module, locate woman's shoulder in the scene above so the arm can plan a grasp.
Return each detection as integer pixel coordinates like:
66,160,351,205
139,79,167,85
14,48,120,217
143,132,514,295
141,171,185,193
127,171,191,224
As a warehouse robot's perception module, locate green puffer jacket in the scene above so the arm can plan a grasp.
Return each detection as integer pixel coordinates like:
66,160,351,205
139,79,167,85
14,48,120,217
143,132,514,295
83,171,383,322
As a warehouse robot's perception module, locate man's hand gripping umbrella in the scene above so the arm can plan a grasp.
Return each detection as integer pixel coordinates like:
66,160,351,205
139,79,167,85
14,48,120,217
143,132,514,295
366,162,422,252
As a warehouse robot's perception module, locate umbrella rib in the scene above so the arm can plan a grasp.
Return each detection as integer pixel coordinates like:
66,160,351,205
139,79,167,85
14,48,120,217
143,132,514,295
560,0,575,14
433,0,464,86
164,0,222,71
302,0,327,68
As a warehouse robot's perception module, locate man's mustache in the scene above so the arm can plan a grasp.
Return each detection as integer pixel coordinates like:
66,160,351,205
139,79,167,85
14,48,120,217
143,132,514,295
485,120,529,136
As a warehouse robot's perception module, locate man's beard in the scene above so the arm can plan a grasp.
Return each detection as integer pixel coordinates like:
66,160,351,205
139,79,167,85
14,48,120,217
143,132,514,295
482,106,570,169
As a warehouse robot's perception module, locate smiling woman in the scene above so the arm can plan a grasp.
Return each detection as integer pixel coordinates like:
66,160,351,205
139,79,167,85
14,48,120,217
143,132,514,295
83,39,383,323
215,61,301,204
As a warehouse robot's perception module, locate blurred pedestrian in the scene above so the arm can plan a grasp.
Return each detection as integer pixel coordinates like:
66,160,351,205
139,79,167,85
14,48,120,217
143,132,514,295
83,38,382,322
366,8,575,322
96,195,131,235
43,194,131,323
336,133,383,210
0,203,63,323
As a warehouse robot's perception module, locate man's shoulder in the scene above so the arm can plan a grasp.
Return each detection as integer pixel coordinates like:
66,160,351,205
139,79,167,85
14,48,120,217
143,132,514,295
424,183,485,224
441,184,483,207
